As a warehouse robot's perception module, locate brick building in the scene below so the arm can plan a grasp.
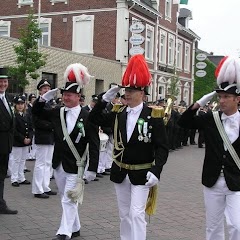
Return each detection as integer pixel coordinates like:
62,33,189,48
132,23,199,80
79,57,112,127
0,0,200,104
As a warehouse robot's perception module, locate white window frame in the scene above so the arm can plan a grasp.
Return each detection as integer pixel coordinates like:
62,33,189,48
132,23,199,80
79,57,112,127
176,39,183,69
18,0,33,8
50,0,68,5
183,82,190,105
38,18,52,47
72,15,94,54
165,0,172,20
168,34,175,66
0,21,11,37
159,30,167,64
184,43,191,72
145,24,154,61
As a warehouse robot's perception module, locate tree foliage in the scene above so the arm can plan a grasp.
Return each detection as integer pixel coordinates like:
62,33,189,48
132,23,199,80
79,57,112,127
167,74,180,100
194,57,217,102
7,12,47,88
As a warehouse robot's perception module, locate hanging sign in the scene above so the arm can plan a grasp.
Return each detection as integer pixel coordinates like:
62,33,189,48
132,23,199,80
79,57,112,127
196,53,207,61
129,46,145,56
196,62,207,69
196,70,207,78
130,22,145,34
129,34,145,45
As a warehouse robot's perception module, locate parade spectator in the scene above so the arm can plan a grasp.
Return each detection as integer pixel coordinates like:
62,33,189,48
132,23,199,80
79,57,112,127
32,79,56,199
11,95,33,187
178,56,240,240
0,69,18,214
88,55,169,240
32,63,99,240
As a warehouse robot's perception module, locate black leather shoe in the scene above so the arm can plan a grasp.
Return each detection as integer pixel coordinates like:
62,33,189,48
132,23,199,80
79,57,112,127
12,182,20,187
34,193,49,199
84,179,88,184
0,206,18,214
24,169,31,173
101,172,110,176
52,234,67,240
44,191,57,195
19,180,31,185
72,230,80,238
96,173,104,178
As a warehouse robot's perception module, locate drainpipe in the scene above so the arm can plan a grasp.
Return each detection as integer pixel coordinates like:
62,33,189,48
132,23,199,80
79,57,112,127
191,39,197,103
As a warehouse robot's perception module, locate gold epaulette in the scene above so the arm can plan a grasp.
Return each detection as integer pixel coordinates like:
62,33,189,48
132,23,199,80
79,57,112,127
150,107,165,118
111,104,124,113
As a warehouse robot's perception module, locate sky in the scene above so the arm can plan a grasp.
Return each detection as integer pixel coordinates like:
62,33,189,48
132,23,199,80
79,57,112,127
184,0,240,57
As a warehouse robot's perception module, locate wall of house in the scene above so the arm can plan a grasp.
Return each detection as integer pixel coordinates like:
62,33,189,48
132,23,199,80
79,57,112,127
0,36,122,102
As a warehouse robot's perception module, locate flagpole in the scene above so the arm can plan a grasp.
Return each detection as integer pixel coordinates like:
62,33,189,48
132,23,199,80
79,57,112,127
38,0,41,52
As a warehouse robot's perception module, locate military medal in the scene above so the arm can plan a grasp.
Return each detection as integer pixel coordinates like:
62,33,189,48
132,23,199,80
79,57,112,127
137,118,144,141
143,122,149,143
77,121,85,137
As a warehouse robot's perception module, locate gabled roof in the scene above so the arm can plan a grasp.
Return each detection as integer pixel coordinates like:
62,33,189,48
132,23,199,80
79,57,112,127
126,0,161,18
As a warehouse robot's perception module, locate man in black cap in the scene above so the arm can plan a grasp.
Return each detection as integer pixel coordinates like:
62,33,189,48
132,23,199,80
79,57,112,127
178,56,240,240
0,69,18,214
82,94,98,112
32,63,99,240
32,79,56,199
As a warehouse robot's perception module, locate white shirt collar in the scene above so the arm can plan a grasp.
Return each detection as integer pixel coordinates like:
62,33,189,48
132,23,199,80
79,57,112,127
65,105,81,112
126,102,143,114
221,111,240,121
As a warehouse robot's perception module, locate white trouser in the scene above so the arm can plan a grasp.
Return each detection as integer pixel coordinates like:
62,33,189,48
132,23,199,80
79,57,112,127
97,151,106,173
32,144,54,194
105,136,114,169
10,146,28,183
27,135,36,160
54,164,80,238
204,176,240,240
114,175,150,240
8,152,14,176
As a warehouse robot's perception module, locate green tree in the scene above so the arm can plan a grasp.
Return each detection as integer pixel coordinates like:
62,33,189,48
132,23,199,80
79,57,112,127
7,12,47,88
194,57,217,102
167,73,180,99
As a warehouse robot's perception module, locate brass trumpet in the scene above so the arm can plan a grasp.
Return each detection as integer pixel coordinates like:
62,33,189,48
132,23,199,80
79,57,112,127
163,98,173,125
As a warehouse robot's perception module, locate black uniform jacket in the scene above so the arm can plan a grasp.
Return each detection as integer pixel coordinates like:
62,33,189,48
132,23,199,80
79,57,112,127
89,100,169,185
178,106,240,191
13,113,33,147
0,95,14,155
32,100,99,174
33,97,54,145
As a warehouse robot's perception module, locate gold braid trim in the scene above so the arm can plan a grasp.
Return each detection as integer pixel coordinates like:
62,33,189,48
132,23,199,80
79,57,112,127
113,114,125,167
150,107,164,118
111,104,123,113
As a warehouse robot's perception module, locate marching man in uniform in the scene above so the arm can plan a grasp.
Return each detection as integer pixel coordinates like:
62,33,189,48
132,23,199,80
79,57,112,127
178,56,240,240
89,54,169,240
32,63,99,240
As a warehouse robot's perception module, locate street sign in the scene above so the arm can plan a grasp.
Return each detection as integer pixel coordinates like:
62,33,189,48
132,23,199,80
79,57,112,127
129,46,145,56
129,34,145,45
196,53,207,61
129,22,145,34
196,61,207,69
196,70,206,78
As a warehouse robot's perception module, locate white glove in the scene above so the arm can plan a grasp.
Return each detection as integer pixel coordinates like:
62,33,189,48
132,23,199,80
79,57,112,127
196,91,216,107
84,171,96,182
41,88,58,102
145,171,159,187
102,86,121,103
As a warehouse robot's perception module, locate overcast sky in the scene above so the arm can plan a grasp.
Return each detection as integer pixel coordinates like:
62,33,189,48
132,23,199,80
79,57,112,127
184,0,240,57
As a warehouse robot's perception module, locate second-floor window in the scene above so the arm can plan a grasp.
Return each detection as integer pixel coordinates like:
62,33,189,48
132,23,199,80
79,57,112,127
159,30,167,64
165,0,172,20
176,39,183,69
72,15,94,54
18,0,33,7
39,18,52,47
168,34,175,66
0,21,11,37
184,43,191,72
145,24,154,61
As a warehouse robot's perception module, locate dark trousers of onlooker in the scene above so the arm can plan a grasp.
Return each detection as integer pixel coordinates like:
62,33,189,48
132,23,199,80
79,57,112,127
0,154,9,208
182,129,190,146
190,129,196,144
198,130,205,148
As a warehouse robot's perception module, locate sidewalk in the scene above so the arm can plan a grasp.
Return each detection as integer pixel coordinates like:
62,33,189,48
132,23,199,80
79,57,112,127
1,145,206,240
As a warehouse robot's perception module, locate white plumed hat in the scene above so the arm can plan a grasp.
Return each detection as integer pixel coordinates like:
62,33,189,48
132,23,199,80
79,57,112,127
215,56,240,95
61,63,93,94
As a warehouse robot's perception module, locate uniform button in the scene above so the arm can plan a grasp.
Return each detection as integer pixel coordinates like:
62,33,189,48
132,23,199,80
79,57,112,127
223,155,226,158
222,165,225,169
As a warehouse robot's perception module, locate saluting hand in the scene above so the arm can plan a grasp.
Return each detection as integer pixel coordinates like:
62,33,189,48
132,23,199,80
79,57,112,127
41,88,58,102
